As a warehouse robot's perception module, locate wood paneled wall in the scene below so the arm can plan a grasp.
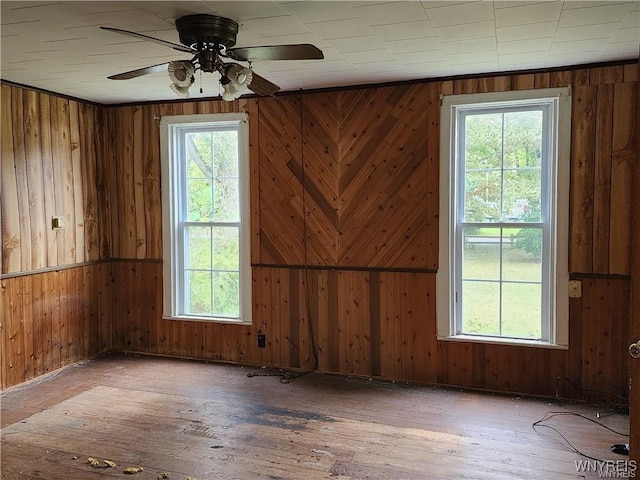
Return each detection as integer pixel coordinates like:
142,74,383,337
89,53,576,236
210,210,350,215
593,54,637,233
110,262,628,398
1,84,112,390
0,264,112,389
257,88,437,268
1,85,109,273
103,100,253,260
570,68,638,275
103,62,637,399
2,61,637,397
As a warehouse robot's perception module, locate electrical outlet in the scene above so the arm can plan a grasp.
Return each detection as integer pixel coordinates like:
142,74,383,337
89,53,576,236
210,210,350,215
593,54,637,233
568,280,582,298
52,216,64,229
257,333,266,348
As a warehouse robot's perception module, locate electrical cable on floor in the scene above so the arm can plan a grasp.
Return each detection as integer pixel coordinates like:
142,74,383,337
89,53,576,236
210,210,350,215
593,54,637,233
247,369,299,384
532,411,629,463
534,411,629,437
562,377,629,407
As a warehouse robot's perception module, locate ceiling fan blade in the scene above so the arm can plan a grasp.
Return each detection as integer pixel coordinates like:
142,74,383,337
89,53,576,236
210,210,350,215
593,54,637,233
100,26,192,53
108,63,169,80
248,72,281,97
226,44,324,62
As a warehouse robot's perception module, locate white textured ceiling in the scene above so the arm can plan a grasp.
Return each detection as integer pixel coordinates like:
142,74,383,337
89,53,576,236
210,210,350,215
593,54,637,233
1,0,639,104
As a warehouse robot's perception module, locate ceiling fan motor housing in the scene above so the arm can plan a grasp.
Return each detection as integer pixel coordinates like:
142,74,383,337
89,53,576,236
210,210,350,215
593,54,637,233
176,14,239,49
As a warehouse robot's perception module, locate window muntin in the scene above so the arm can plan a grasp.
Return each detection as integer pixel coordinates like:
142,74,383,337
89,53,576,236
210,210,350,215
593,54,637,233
161,114,251,324
438,88,570,347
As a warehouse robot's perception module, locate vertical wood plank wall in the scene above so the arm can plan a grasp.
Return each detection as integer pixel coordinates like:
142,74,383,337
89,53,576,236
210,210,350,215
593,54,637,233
1,265,112,388
2,61,637,398
1,85,111,389
1,85,109,272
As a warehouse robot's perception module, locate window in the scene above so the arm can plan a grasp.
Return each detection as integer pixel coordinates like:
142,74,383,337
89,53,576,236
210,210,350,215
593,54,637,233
438,88,571,347
160,113,251,324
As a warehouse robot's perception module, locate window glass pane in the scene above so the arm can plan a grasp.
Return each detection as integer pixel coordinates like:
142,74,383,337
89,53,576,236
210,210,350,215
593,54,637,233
213,178,240,222
186,270,212,315
465,113,503,169
213,271,240,317
187,179,213,222
462,227,500,280
504,228,542,282
502,169,541,222
213,130,239,178
464,170,501,222
213,227,239,270
503,111,542,169
462,281,500,335
502,283,542,339
186,132,213,178
186,226,212,270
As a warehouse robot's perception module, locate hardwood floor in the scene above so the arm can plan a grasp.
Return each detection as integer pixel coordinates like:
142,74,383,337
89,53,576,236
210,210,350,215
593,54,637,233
0,353,631,480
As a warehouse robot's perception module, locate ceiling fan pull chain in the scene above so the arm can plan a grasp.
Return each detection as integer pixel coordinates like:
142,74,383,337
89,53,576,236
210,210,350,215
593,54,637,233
199,70,203,94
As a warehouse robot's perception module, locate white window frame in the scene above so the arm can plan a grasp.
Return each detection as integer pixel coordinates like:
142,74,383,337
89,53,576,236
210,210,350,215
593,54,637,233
160,113,252,325
437,88,571,348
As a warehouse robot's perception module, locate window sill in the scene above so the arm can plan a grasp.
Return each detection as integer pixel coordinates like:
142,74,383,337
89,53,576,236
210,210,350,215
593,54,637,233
163,315,252,326
437,334,568,350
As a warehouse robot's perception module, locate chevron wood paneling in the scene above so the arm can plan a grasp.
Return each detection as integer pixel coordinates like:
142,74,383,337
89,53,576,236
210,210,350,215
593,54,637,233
338,85,432,268
257,85,435,270
300,93,340,266
257,96,306,265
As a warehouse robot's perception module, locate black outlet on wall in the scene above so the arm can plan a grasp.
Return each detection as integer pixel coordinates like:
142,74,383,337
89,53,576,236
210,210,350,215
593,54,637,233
257,333,266,348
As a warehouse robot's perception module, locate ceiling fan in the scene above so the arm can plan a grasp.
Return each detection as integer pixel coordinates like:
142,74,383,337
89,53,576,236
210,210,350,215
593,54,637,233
101,14,324,100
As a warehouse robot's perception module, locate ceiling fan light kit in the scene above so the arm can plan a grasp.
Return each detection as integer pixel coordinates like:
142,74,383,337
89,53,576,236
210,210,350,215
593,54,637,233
168,60,195,87
220,64,253,101
226,64,252,87
221,83,241,102
169,83,192,98
101,14,324,101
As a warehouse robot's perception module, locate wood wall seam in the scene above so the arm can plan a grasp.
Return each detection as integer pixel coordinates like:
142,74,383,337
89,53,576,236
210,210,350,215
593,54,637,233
0,259,110,280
